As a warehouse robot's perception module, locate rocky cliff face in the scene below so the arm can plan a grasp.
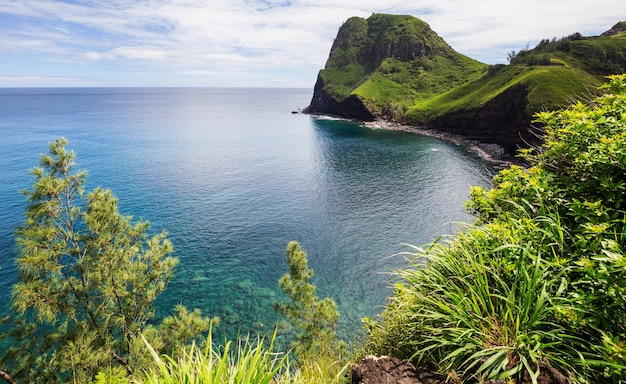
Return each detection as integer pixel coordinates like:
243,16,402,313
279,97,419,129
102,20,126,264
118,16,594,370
428,84,539,155
308,72,375,120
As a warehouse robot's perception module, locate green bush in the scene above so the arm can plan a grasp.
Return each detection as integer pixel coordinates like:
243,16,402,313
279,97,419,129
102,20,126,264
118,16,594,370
364,75,626,383
275,241,349,383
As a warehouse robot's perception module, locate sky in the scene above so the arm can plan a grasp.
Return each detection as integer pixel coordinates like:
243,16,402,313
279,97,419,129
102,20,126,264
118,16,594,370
1,0,624,88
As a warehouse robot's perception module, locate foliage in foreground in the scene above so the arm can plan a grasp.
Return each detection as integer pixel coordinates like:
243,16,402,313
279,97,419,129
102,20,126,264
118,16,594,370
93,328,346,384
136,327,286,384
276,242,340,358
275,241,349,383
92,242,348,384
364,75,626,383
0,139,210,383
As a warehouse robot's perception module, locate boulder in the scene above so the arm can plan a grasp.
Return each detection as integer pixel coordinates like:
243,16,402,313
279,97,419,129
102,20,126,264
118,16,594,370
351,355,572,384
351,355,445,384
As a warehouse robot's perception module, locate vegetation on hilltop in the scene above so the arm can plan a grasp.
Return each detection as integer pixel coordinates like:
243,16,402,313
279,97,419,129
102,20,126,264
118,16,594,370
311,13,487,120
509,22,626,75
405,63,599,125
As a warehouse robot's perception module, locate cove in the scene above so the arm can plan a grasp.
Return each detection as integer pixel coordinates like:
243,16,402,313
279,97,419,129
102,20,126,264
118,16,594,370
0,87,494,341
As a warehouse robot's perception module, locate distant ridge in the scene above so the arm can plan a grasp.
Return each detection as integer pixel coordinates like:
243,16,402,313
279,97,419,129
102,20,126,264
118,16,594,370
307,14,626,158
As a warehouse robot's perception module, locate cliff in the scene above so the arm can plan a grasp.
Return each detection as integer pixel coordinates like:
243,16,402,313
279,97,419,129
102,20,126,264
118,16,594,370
308,15,626,158
307,14,486,121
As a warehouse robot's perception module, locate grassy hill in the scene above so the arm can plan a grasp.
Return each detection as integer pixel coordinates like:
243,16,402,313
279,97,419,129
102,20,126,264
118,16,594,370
406,64,599,125
313,14,487,120
308,15,626,156
407,22,626,125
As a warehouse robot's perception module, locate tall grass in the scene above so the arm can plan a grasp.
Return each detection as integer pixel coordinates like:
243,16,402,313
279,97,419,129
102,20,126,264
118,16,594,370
391,221,582,383
132,328,349,384
138,328,287,384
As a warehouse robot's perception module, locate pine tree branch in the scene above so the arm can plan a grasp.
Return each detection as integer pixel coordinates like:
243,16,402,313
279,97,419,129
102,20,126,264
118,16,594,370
0,368,17,384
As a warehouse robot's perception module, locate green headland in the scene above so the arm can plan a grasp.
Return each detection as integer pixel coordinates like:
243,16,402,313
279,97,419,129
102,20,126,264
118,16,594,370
307,14,626,157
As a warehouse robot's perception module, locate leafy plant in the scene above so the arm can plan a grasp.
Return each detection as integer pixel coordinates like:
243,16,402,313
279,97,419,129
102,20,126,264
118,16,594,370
275,241,349,383
0,138,209,383
138,326,287,384
365,76,626,383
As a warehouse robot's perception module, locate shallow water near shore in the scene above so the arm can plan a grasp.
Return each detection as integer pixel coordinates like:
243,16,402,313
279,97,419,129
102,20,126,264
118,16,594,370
0,87,494,342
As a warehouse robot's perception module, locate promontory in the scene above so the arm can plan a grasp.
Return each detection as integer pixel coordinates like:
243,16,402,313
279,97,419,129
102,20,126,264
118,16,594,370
306,14,626,158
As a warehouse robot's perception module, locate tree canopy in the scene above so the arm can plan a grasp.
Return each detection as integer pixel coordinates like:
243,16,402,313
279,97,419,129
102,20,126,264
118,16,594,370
0,138,208,383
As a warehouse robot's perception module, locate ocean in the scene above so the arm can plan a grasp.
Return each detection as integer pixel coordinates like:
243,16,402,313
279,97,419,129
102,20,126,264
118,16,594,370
0,87,493,341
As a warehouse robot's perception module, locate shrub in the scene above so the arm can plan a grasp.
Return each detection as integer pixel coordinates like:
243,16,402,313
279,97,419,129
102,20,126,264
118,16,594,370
275,241,349,383
364,75,626,383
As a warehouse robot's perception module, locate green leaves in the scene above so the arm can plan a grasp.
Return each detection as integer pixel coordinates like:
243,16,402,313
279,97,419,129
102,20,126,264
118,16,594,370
366,75,626,383
1,138,181,383
275,241,340,361
138,325,289,384
274,241,348,383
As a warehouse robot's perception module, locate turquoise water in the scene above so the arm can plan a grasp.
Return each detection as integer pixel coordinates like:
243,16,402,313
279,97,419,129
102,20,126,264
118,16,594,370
0,87,493,341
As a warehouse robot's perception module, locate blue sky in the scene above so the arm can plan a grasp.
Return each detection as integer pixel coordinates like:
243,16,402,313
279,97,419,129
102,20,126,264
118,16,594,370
1,0,624,87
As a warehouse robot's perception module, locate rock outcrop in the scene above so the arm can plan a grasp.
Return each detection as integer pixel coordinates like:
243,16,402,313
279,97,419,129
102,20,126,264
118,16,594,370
427,84,538,155
351,355,444,384
308,72,375,121
351,355,573,384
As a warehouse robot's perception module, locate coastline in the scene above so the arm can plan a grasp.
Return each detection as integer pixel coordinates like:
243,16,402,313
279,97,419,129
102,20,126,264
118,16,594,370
305,111,514,167
362,120,512,167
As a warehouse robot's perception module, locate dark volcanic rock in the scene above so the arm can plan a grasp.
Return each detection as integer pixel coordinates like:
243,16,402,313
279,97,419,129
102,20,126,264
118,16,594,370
352,355,573,384
427,84,540,156
306,73,375,121
352,355,445,384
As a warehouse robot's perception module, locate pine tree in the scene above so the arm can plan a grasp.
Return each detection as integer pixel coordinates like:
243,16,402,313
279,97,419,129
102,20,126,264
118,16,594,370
275,241,341,360
0,138,207,383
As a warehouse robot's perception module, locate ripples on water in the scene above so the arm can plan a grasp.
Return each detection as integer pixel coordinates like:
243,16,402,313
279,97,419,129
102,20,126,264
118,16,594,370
0,88,493,341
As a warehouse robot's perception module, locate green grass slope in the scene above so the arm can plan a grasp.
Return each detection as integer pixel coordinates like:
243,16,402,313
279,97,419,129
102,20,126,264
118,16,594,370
317,14,487,120
406,22,626,125
406,64,601,125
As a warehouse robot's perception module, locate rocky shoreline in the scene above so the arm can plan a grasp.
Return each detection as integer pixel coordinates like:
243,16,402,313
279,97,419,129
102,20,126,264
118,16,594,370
362,119,512,166
305,112,516,167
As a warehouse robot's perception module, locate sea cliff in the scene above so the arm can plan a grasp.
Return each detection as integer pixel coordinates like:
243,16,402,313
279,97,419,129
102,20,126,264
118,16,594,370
307,14,626,158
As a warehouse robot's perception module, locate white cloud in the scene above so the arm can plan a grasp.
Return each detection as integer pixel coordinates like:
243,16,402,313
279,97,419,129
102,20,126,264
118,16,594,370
0,75,95,86
0,0,624,86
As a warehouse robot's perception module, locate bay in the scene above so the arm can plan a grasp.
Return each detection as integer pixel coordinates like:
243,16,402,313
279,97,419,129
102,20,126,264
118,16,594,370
0,87,493,341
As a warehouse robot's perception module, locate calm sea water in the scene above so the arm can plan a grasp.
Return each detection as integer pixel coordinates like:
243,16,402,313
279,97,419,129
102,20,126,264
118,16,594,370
0,87,493,341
